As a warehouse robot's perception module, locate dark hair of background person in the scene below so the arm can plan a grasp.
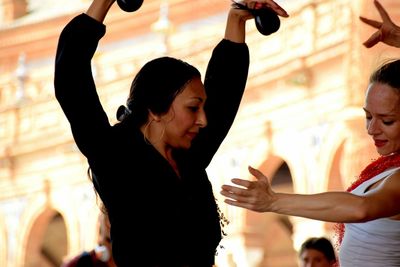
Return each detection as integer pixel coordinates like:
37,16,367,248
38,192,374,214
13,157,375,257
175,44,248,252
299,237,336,263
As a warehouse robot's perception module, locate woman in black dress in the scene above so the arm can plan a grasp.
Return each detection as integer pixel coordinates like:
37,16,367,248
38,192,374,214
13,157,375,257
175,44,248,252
54,0,288,266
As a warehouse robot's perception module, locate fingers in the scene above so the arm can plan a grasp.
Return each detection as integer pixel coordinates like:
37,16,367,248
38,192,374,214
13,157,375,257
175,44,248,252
248,166,269,183
231,178,253,188
264,0,289,17
220,182,255,209
221,167,269,189
221,181,252,194
374,0,393,23
256,1,289,17
220,186,250,201
221,184,242,193
359,16,382,29
363,31,382,48
234,0,289,18
221,187,262,212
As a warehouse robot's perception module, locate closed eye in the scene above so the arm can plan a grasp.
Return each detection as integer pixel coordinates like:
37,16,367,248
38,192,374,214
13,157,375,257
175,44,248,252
383,120,395,125
188,106,199,112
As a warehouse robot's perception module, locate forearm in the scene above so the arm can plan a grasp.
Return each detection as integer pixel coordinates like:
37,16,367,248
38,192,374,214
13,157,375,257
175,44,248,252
271,191,368,223
224,8,249,43
86,0,115,22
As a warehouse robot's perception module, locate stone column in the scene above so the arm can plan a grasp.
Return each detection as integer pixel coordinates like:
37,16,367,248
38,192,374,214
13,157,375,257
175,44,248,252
0,0,27,23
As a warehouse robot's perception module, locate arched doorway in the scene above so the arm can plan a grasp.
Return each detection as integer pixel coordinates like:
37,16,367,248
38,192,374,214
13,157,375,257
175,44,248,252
260,162,297,267
24,210,67,267
237,161,298,267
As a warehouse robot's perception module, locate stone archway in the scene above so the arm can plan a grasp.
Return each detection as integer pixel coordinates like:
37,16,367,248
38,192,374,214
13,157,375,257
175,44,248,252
264,162,297,267
24,209,67,267
248,161,298,267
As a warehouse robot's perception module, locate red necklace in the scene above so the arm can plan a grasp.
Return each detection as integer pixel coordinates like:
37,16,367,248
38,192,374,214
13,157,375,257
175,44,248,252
335,152,400,248
347,152,400,192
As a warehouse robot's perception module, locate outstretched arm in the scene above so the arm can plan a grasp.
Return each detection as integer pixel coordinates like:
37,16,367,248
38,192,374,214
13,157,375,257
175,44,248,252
221,166,400,223
360,0,400,48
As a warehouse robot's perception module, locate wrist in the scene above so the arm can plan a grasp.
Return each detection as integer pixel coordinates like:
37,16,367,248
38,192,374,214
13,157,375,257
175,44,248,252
224,9,248,43
229,6,253,23
86,0,116,22
270,192,285,214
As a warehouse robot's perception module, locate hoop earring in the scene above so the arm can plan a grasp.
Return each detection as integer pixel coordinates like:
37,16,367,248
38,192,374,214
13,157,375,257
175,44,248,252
143,120,165,145
143,120,153,145
155,125,166,144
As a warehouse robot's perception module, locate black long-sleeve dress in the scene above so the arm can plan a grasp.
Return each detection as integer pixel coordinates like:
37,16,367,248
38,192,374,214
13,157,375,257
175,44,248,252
55,13,249,267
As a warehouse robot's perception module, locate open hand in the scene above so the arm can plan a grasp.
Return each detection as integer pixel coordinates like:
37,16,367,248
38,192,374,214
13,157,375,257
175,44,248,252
220,166,276,212
360,0,400,48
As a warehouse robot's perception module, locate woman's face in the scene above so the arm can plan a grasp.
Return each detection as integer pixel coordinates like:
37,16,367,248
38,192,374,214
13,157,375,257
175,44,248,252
364,82,400,155
160,77,207,150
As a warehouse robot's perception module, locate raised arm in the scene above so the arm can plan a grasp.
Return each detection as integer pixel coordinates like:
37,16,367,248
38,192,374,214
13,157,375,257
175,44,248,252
221,166,400,223
54,0,117,158
360,0,400,48
225,0,289,43
192,1,288,167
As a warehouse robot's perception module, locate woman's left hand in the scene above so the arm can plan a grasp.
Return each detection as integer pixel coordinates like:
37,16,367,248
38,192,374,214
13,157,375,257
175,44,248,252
220,166,276,212
233,0,289,18
360,0,400,48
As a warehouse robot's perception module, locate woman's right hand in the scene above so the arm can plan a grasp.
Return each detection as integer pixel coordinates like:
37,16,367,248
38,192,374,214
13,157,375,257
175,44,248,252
360,0,400,48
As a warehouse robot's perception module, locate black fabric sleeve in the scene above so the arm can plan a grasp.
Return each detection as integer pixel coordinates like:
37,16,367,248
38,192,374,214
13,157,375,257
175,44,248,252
191,39,250,168
54,14,111,159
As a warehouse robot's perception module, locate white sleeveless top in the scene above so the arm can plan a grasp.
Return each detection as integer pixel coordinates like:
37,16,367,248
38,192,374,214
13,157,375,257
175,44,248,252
339,167,400,267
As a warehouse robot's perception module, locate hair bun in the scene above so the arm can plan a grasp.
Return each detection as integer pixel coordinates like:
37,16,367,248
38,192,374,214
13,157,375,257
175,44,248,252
116,105,131,121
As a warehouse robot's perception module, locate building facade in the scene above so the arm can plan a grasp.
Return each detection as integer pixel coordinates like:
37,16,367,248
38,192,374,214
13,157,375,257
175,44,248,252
1,0,399,266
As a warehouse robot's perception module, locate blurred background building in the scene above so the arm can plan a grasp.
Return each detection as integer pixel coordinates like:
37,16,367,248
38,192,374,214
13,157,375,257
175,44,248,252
0,0,399,266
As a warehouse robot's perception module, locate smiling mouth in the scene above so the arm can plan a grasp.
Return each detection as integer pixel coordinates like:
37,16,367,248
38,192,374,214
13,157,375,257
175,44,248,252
374,140,387,147
186,132,198,139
